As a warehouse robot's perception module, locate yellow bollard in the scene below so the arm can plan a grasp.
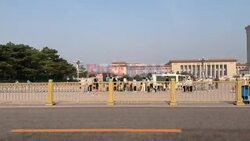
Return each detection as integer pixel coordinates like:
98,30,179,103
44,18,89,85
169,78,177,106
47,79,55,106
108,80,114,105
235,79,244,106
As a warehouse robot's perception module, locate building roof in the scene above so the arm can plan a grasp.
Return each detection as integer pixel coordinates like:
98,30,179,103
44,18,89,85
111,61,127,64
168,58,237,64
236,63,250,67
127,64,165,68
164,64,171,67
111,64,127,67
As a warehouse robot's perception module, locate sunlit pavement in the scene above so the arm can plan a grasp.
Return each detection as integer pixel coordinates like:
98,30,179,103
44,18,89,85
0,107,250,141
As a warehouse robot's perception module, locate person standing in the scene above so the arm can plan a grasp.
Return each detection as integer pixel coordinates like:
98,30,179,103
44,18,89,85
133,79,137,92
183,78,187,92
186,77,193,92
208,77,213,91
141,79,146,92
87,78,93,92
146,78,151,92
94,78,99,91
123,78,127,92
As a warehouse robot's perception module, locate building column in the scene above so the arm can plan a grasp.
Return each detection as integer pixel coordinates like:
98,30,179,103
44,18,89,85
213,65,216,78
190,65,193,75
222,64,224,77
216,65,220,78
210,65,212,78
193,65,196,76
194,65,198,77
199,65,203,78
205,64,208,78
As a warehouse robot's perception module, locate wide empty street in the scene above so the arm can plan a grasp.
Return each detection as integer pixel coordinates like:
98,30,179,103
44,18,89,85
0,107,250,141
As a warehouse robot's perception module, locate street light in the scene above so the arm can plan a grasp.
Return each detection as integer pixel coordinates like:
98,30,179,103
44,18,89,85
76,60,81,80
201,57,205,79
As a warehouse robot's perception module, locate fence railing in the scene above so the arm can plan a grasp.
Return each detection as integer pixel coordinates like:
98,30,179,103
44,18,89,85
0,79,246,106
0,82,47,104
176,81,236,102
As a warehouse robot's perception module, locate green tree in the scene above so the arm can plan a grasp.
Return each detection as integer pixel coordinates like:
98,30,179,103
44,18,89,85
0,42,76,82
134,75,144,81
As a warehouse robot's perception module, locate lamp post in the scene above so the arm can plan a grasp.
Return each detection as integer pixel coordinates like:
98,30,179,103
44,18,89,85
76,60,80,80
201,57,205,79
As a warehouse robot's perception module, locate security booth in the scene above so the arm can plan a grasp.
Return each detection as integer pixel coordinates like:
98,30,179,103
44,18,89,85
242,86,249,104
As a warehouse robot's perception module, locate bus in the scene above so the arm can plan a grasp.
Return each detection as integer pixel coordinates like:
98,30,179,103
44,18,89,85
152,73,189,82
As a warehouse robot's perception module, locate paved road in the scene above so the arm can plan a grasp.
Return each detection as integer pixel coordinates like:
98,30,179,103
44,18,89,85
0,107,250,141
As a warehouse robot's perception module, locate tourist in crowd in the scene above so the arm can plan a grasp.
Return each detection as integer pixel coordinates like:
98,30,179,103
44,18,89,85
87,78,93,92
94,78,99,91
186,77,193,92
208,77,213,91
146,78,151,92
113,77,117,91
123,78,127,91
141,79,146,92
133,79,137,92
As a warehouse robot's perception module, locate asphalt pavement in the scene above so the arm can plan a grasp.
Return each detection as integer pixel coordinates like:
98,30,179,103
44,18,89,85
0,107,250,141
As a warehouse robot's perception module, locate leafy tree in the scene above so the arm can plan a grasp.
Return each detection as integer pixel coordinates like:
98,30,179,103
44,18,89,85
134,75,144,81
122,74,133,81
146,73,152,78
0,42,76,82
79,64,87,78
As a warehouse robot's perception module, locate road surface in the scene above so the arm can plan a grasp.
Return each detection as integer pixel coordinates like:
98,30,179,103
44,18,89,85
0,107,250,141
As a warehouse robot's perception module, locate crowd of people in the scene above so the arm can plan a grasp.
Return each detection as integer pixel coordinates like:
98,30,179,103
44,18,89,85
79,77,169,93
78,76,219,93
182,77,215,92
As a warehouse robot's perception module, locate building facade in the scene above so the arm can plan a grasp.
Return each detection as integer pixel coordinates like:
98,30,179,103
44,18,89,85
236,63,249,74
110,61,127,76
111,59,238,78
111,61,170,76
168,58,237,79
126,63,167,76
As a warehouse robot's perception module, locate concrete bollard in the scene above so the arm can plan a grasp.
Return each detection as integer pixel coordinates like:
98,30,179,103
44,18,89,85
46,79,55,106
235,79,244,106
169,78,177,106
108,80,114,105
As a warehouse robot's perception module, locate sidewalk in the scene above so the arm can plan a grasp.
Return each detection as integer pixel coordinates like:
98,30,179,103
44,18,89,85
0,102,249,108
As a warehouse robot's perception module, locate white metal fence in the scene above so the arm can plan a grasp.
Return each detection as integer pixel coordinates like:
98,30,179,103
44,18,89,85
176,81,236,102
0,83,47,104
0,80,242,105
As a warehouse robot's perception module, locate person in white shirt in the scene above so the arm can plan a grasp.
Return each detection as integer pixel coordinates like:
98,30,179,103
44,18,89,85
133,79,137,92
87,78,93,92
186,77,193,92
242,76,248,86
141,79,146,92
208,77,213,91
123,78,127,92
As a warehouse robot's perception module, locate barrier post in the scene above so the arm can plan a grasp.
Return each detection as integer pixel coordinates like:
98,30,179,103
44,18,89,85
108,80,114,105
47,79,55,106
235,79,244,106
169,78,177,106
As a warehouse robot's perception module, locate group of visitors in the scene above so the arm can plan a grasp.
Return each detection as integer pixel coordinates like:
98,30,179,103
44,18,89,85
79,76,221,93
113,77,169,92
79,77,170,93
182,77,216,92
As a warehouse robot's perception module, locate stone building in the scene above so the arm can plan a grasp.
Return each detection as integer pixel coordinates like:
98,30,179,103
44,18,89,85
168,58,237,79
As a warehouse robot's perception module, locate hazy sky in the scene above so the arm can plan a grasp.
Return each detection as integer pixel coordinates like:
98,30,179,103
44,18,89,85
0,0,249,64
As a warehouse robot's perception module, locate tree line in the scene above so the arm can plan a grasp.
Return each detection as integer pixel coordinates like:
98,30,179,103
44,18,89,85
0,42,76,82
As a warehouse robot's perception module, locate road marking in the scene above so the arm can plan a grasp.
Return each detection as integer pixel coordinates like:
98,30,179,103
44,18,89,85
11,128,182,133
